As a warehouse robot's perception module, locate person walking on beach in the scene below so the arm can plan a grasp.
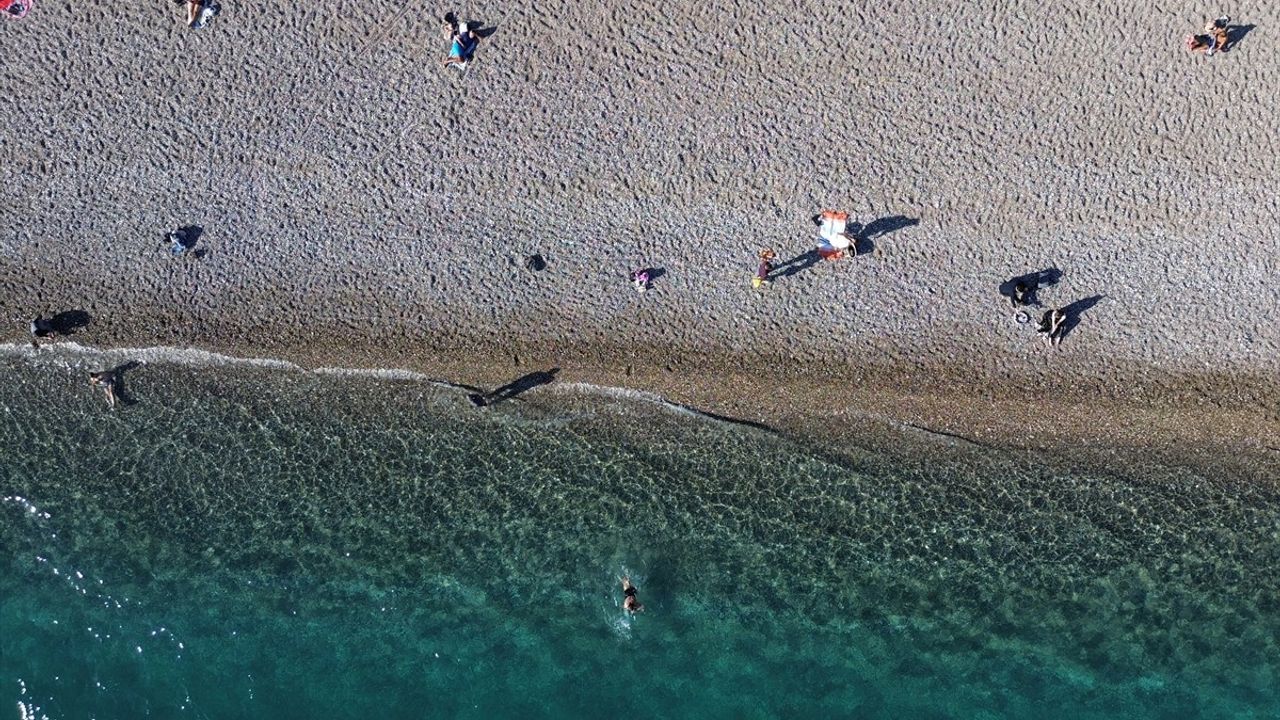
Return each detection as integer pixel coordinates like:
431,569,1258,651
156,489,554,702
1037,308,1066,347
620,576,643,613
753,249,776,289
88,370,118,408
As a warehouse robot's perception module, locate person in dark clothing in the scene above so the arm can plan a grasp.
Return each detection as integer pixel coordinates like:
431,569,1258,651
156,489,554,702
29,317,55,342
1037,308,1066,347
1010,281,1032,308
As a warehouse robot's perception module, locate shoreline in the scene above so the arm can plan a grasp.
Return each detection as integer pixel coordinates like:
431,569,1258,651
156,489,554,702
6,338,1276,483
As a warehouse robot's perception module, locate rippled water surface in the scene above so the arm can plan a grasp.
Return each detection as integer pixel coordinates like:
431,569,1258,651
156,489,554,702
1,352,1278,719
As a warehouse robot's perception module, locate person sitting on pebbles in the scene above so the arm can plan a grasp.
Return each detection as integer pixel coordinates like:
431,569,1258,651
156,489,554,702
1,0,30,18
29,317,57,348
443,14,479,68
1185,15,1230,55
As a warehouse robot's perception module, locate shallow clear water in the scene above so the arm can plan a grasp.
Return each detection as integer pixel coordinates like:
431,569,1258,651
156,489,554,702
1,353,1278,719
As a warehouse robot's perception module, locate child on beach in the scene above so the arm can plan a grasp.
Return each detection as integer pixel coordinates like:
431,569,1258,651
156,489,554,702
168,230,189,256
1010,280,1032,308
753,249,776,289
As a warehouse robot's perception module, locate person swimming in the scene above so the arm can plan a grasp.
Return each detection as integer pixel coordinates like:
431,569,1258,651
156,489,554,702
620,576,643,613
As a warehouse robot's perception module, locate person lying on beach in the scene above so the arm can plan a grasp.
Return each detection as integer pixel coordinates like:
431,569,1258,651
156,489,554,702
621,576,643,613
753,249,776,289
88,370,118,408
630,269,651,293
1185,16,1230,55
1036,308,1066,347
443,18,479,68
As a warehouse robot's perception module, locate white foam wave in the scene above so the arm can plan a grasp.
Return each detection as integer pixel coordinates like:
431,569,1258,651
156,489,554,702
0,341,300,371
1,341,767,429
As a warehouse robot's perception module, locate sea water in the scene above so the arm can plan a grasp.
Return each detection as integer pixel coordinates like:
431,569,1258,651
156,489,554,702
0,351,1277,719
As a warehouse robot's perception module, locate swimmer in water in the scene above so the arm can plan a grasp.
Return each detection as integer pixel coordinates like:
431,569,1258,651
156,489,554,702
88,370,117,408
620,576,643,613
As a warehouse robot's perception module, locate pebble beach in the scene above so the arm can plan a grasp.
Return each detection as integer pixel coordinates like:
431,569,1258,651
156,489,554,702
1,0,1277,462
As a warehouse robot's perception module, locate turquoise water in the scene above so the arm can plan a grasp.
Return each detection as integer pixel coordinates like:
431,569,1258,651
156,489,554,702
1,353,1278,719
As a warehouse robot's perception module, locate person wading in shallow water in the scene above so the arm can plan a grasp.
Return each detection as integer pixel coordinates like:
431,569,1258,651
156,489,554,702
620,576,643,613
88,370,118,408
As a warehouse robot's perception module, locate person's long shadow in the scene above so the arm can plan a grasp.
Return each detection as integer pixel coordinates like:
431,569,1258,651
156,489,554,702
468,19,499,39
1058,295,1106,341
854,215,919,255
999,268,1063,306
49,309,92,335
775,249,821,279
469,368,559,407
1226,24,1255,51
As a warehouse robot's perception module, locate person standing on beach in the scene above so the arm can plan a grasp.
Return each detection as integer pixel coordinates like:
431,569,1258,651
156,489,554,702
1037,308,1066,347
753,249,776,289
